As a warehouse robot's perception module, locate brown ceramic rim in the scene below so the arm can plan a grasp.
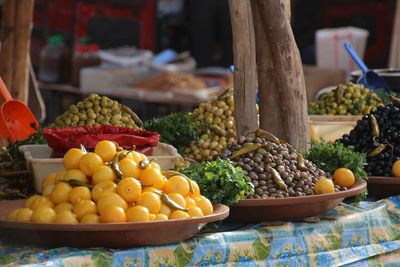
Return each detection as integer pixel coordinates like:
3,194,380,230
368,176,400,184
0,202,229,231
235,179,366,206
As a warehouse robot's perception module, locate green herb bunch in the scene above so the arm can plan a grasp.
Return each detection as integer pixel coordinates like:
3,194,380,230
179,158,254,206
6,128,46,160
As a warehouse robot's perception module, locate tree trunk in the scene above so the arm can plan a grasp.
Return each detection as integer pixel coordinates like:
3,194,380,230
252,0,309,151
228,0,258,137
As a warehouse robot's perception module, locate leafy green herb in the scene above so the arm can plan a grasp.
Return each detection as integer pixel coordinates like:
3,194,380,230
375,88,399,105
144,112,199,152
6,128,46,160
179,158,254,206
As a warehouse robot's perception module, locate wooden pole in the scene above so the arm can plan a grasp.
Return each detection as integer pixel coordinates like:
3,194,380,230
12,0,35,103
228,0,258,137
0,0,17,92
251,0,309,151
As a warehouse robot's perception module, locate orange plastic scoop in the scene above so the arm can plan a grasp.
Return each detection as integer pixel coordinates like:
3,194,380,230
0,77,39,143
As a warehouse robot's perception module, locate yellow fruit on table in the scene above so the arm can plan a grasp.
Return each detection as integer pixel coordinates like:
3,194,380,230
42,184,55,197
149,214,156,221
187,207,204,218
91,180,117,202
185,196,196,209
92,166,116,184
100,205,127,223
15,208,33,222
94,140,117,162
31,206,56,223
97,192,128,215
167,193,186,209
25,195,41,208
55,171,68,181
393,160,400,177
154,214,168,221
64,169,88,183
126,205,150,222
195,196,213,216
54,202,74,213
137,191,161,214
31,196,55,210
333,168,355,188
150,161,161,170
315,178,335,194
119,158,140,178
64,148,85,170
69,186,91,205
164,175,190,196
80,213,100,224
79,152,103,176
158,203,172,217
51,182,73,205
73,199,97,220
7,208,22,220
126,151,146,164
41,173,57,192
53,210,79,224
142,187,162,194
170,210,190,220
189,180,201,197
139,167,165,190
116,178,142,203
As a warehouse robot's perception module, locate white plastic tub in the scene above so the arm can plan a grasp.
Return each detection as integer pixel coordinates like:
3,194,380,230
20,143,180,193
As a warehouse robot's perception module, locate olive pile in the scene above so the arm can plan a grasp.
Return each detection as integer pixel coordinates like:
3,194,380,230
309,82,382,115
183,89,236,161
220,130,339,199
338,96,400,176
51,94,143,129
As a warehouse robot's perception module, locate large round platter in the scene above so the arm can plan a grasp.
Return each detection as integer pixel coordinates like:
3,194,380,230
228,179,366,222
367,176,400,199
0,200,229,248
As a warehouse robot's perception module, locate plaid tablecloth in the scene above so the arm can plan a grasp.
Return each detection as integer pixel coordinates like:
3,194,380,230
2,196,400,267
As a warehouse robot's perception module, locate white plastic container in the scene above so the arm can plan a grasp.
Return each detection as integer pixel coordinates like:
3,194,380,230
20,143,180,193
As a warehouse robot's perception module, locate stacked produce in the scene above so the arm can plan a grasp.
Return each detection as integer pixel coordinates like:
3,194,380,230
338,96,400,176
51,94,143,129
219,130,353,199
309,82,382,115
134,73,207,92
7,141,214,223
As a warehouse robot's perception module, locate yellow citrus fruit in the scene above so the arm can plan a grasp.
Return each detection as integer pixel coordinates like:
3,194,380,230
142,187,162,194
187,207,204,218
393,160,400,177
54,202,74,213
7,208,22,220
73,199,97,220
185,196,197,209
51,182,73,205
92,166,116,184
100,205,127,223
137,191,161,214
195,196,213,215
158,203,172,217
167,193,186,209
149,214,156,221
64,148,85,170
53,210,79,224
80,213,100,224
119,158,140,178
189,180,200,196
126,151,146,164
15,208,33,222
315,178,335,194
42,184,55,197
116,178,142,203
164,175,190,196
150,161,161,170
69,186,91,205
333,168,355,188
91,180,117,202
97,192,128,215
126,205,150,222
170,210,190,220
25,195,41,208
94,141,117,162
41,173,57,192
55,170,68,181
139,167,165,190
31,196,55,210
31,206,56,223
64,169,88,183
154,214,168,221
79,152,103,176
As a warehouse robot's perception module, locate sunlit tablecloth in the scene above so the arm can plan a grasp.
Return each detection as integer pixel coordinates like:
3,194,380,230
2,196,400,267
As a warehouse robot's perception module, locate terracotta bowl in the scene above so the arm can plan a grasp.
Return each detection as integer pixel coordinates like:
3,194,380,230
0,200,229,248
228,179,366,222
367,176,400,199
